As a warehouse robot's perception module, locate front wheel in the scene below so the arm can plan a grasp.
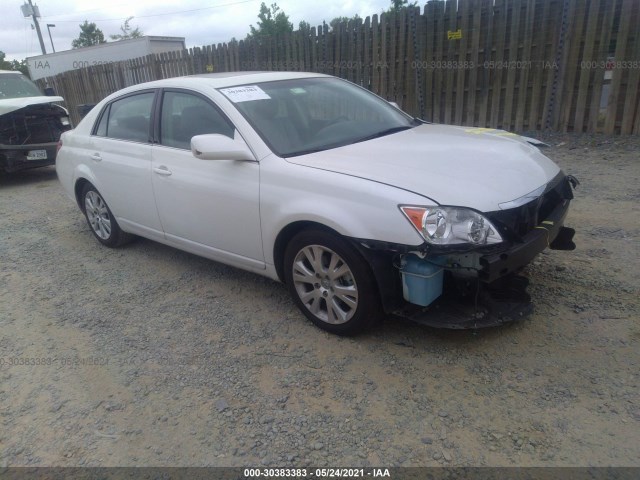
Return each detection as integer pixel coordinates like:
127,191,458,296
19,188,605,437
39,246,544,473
284,229,382,335
81,184,132,247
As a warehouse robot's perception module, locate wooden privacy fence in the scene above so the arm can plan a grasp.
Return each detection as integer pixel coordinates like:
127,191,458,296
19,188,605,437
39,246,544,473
38,0,640,133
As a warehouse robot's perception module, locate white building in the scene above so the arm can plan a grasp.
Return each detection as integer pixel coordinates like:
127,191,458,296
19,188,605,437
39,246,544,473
27,36,186,81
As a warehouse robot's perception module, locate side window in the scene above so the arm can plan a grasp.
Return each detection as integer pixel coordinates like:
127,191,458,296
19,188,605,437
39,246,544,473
96,92,154,143
95,105,109,137
160,91,234,150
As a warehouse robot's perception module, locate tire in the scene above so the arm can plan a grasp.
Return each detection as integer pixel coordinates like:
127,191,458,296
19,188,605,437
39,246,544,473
284,229,382,335
81,183,132,247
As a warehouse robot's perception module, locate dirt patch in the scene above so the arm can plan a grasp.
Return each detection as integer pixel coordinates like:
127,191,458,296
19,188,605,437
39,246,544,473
0,133,638,467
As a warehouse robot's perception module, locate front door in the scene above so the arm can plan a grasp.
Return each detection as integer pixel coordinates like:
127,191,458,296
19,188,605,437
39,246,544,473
150,89,264,269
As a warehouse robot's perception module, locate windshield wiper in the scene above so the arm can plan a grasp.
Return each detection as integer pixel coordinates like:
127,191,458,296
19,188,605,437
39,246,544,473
354,125,413,144
284,124,416,157
284,146,329,157
285,138,360,157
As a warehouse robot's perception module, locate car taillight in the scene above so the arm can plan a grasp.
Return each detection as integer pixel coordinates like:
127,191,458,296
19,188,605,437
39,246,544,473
56,139,62,154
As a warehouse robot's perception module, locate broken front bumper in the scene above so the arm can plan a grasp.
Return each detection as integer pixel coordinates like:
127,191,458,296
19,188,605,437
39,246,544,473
479,197,575,283
0,142,58,172
353,173,577,329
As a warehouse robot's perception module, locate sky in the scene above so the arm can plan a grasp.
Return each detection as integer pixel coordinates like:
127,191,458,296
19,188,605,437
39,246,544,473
3,0,394,61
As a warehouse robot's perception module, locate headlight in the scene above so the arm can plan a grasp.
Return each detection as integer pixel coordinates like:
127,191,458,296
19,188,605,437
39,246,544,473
400,206,503,245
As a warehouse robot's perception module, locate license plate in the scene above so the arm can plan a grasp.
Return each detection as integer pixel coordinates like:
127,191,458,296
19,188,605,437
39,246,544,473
26,150,48,160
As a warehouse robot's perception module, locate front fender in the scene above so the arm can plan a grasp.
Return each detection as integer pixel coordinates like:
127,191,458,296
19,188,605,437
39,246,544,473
260,156,428,265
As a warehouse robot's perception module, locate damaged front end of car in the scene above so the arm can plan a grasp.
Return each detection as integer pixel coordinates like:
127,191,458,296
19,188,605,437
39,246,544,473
354,172,578,329
0,99,71,173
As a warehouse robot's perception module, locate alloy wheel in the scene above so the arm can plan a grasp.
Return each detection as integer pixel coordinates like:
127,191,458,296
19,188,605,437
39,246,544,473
291,245,359,324
84,191,112,240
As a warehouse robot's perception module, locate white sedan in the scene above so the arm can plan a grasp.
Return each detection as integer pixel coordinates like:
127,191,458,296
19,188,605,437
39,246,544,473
56,72,577,335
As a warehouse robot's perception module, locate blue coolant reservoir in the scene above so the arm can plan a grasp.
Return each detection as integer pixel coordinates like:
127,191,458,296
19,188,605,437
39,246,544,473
400,254,444,307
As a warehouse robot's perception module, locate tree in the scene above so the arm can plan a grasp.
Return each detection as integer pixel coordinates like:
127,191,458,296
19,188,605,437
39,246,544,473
329,14,361,31
0,51,9,68
298,21,312,35
0,51,30,77
247,3,293,39
72,21,106,49
387,0,418,13
109,16,143,41
0,51,13,70
11,58,30,77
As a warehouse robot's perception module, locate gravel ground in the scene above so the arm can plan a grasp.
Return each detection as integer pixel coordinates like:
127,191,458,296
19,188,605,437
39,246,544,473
0,133,639,467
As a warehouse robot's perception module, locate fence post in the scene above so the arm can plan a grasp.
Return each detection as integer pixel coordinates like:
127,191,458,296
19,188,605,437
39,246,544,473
606,0,635,134
545,0,572,130
409,6,424,118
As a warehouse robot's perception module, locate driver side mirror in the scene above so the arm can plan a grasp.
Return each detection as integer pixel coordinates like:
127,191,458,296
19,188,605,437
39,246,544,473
191,132,255,161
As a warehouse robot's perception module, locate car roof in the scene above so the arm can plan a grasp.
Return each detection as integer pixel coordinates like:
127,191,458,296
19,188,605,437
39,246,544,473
2,71,332,96
122,71,331,92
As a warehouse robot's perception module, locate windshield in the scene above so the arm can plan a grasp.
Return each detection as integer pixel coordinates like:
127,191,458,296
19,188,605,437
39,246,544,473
221,77,417,157
0,73,43,99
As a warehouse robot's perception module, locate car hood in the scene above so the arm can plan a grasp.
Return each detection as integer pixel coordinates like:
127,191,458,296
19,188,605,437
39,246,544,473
286,124,561,212
0,96,65,116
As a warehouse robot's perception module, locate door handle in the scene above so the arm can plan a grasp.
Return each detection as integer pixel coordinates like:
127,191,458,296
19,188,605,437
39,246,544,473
153,166,172,176
90,153,102,162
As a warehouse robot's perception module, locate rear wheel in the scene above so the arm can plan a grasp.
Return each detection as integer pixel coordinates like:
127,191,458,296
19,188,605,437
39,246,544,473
81,184,132,247
284,229,381,335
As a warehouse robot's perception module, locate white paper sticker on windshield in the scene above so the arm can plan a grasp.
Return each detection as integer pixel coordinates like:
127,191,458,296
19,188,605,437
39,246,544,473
220,85,271,103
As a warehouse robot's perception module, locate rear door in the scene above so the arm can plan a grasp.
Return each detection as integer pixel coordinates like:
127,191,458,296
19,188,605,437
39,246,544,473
150,89,263,268
89,90,163,238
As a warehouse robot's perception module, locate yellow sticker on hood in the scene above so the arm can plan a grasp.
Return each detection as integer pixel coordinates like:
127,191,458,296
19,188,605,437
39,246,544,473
464,127,516,136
